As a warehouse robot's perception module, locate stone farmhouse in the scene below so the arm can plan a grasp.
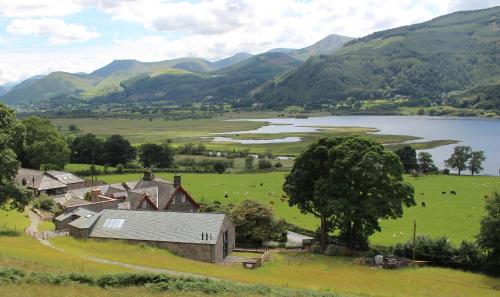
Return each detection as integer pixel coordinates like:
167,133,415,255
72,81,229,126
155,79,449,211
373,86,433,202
15,168,86,196
61,208,235,262
54,171,199,214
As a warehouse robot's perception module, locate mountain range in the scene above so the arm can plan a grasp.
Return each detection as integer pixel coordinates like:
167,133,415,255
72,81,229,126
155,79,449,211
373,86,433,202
0,34,351,105
1,6,499,112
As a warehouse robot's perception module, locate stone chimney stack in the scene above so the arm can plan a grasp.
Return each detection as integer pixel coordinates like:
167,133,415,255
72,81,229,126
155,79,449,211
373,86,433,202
90,187,102,201
174,175,181,187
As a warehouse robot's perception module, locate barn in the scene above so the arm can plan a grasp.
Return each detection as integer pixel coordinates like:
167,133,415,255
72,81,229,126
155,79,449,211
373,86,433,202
68,208,235,262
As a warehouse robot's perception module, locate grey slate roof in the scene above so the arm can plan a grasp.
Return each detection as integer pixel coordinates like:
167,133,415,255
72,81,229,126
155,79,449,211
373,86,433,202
55,208,97,222
89,209,225,245
46,171,85,185
15,168,67,191
69,211,101,229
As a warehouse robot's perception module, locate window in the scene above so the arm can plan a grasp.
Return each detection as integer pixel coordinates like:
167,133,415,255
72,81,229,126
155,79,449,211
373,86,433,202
103,218,125,229
142,202,147,209
171,197,175,204
181,194,186,203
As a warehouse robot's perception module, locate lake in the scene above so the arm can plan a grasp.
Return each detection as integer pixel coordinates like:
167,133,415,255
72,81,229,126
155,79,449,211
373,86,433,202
222,116,500,175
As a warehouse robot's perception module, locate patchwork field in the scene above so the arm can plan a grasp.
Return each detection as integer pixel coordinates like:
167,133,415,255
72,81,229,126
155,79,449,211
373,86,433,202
51,116,452,156
98,173,500,246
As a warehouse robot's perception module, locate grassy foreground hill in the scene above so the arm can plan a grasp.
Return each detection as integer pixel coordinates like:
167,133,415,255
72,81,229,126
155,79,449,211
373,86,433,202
255,6,500,110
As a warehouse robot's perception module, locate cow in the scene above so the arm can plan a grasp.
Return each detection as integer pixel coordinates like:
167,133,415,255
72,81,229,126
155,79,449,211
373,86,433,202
421,202,426,207
450,191,457,195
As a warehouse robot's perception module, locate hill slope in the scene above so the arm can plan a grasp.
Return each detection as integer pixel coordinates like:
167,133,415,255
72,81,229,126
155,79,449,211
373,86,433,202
98,52,302,104
254,7,500,108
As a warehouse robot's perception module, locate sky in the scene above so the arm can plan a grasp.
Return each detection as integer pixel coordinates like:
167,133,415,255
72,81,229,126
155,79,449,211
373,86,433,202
0,0,499,85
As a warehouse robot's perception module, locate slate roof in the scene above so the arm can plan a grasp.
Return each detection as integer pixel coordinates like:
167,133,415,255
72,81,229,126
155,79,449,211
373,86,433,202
15,168,67,191
69,212,101,229
89,209,225,245
46,171,85,185
55,208,97,222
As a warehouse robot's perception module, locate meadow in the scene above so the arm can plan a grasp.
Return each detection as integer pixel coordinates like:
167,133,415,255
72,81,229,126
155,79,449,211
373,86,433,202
51,115,453,156
97,173,500,246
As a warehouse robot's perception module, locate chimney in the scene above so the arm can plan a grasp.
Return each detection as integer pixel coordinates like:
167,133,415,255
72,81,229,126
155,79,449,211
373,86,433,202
174,175,181,187
143,169,154,181
90,187,102,201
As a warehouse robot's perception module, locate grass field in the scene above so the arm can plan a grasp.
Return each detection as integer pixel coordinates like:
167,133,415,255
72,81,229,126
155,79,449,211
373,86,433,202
97,173,500,246
50,237,500,297
51,116,454,156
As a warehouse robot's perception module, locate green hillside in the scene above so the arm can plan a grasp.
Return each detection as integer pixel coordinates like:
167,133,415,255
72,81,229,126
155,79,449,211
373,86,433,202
288,34,354,61
254,7,500,109
98,52,302,104
1,72,96,104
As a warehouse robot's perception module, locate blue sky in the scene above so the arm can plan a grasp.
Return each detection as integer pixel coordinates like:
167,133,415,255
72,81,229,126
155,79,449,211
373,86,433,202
0,0,498,84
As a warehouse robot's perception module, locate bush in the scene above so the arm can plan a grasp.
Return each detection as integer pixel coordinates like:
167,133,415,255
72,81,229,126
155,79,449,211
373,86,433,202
441,168,450,175
115,164,124,174
274,162,283,168
324,244,342,256
311,244,322,254
32,196,55,212
258,159,273,170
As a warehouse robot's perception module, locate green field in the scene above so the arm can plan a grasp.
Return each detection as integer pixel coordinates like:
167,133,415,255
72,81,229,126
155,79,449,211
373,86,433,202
97,173,500,246
51,115,455,156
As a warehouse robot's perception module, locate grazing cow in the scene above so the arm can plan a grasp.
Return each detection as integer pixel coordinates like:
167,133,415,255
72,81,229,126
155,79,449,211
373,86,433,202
260,183,263,186
224,194,228,198
450,191,457,195
442,191,446,194
420,192,425,195
421,202,426,207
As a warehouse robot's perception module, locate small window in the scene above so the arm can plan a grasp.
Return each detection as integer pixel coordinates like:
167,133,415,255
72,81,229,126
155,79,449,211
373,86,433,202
103,218,124,229
181,194,186,203
171,197,175,205
142,202,147,209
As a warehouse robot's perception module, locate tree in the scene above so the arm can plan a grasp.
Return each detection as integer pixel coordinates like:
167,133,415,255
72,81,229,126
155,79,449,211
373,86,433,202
284,136,415,251
258,159,273,170
477,192,500,276
68,124,78,132
101,135,136,166
417,151,438,174
69,133,103,164
212,161,226,174
0,104,33,211
19,117,70,170
138,143,175,168
445,146,472,175
395,146,418,173
468,151,486,176
231,200,286,245
244,155,254,170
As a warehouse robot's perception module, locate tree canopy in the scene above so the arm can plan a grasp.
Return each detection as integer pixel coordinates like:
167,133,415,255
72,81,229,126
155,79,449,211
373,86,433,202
0,104,32,211
138,143,175,168
468,151,486,176
100,135,136,166
478,192,500,276
395,146,418,173
284,136,415,250
19,117,70,170
417,151,438,174
445,146,472,175
70,133,104,164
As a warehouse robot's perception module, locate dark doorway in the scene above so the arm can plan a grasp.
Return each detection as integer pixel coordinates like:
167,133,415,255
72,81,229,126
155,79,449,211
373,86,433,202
223,230,228,258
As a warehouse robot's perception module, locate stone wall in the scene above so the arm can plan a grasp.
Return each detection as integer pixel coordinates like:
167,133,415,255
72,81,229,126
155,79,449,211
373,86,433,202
69,226,90,238
166,191,197,212
214,216,236,262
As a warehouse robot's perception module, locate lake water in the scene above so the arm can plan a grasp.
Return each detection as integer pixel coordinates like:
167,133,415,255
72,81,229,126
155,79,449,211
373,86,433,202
221,116,500,175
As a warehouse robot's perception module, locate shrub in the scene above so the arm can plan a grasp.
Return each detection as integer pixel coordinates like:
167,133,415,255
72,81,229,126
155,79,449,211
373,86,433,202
311,244,322,254
115,164,124,174
324,244,342,256
0,268,25,283
258,159,273,170
32,196,55,212
274,161,283,168
441,168,450,175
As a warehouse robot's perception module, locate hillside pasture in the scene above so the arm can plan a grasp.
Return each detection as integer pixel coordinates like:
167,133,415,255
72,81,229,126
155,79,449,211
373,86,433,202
98,173,500,246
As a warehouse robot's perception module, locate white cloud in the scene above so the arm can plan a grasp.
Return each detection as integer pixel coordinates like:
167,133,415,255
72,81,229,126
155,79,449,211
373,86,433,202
0,0,498,84
6,18,100,44
0,0,83,18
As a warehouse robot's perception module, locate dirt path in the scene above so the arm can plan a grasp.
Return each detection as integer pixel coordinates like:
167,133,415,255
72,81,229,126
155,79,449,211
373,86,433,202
26,210,40,234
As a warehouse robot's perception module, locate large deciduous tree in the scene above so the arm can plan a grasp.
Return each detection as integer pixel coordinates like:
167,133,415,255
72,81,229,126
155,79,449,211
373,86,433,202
100,135,136,166
395,146,418,173
69,133,104,164
468,151,486,176
0,104,32,210
478,192,500,276
417,151,438,174
138,143,175,168
284,136,415,250
19,117,70,170
445,146,472,175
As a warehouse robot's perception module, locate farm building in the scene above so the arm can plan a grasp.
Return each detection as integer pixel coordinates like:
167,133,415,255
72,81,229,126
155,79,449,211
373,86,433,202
68,208,235,262
54,172,199,213
15,168,85,196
